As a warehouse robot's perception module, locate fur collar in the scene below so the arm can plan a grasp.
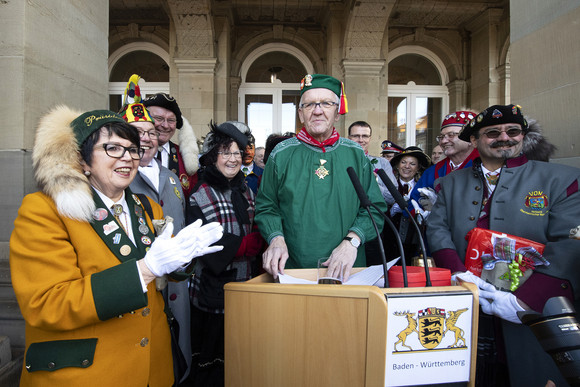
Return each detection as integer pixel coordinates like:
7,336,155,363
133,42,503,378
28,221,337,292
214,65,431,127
32,105,95,222
177,116,200,175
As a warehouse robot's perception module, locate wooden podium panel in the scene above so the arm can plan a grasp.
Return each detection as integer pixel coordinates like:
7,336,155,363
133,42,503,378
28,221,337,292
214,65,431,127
224,269,478,387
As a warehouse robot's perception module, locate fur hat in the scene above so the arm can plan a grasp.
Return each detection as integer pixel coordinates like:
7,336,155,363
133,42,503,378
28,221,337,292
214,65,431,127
33,106,96,221
142,93,183,129
523,117,557,162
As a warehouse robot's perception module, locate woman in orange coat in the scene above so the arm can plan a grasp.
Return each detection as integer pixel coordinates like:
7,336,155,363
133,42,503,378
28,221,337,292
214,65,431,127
10,106,223,386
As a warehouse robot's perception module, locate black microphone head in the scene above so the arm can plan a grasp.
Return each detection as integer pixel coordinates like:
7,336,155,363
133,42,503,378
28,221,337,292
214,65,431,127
377,168,407,209
347,166,372,208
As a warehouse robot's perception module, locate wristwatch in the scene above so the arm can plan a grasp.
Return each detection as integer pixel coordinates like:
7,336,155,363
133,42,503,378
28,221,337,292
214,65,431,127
343,236,361,249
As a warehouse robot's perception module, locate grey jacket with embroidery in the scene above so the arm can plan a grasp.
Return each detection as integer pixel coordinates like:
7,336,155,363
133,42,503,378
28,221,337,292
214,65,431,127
427,155,580,302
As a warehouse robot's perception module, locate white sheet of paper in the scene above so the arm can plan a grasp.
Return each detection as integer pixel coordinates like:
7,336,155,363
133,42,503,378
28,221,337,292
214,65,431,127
277,257,400,286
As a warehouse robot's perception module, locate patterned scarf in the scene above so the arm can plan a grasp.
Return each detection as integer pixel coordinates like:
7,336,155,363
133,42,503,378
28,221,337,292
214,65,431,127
200,165,251,229
296,127,340,153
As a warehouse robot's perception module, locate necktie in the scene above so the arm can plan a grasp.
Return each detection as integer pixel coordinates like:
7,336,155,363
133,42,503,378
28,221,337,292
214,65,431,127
156,150,162,162
111,204,127,233
486,172,499,186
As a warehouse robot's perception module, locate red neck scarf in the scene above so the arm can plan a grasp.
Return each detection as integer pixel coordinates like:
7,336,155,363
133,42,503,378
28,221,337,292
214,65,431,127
296,127,340,153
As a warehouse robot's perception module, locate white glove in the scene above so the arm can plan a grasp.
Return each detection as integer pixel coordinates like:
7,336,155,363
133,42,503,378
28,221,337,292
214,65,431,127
478,289,525,324
144,220,224,277
453,271,497,309
389,203,402,217
418,187,437,211
411,199,431,223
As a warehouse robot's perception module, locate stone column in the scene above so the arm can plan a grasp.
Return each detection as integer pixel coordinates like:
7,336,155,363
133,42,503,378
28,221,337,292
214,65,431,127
173,59,218,141
447,80,468,111
466,8,503,110
496,63,510,105
0,0,109,241
341,60,386,146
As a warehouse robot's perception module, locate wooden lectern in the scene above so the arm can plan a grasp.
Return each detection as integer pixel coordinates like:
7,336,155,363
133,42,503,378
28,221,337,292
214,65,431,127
224,269,479,387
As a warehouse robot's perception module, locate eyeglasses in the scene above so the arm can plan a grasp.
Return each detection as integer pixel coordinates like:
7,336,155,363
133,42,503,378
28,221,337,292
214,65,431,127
436,132,460,143
481,128,523,139
137,130,160,139
300,101,339,111
151,115,177,126
218,151,243,159
349,134,370,140
100,143,144,160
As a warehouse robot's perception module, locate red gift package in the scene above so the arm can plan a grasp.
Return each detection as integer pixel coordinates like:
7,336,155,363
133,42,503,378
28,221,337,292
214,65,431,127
464,228,545,277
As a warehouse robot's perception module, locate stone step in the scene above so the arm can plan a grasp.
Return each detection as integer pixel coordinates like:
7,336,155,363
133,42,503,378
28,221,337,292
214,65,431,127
0,336,10,365
0,355,22,387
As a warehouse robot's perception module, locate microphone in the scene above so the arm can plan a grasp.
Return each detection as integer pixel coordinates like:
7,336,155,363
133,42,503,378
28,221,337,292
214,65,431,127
347,167,407,287
347,167,372,208
377,169,432,286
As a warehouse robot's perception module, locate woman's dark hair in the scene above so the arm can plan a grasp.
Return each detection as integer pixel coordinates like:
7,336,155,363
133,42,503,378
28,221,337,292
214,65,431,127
201,138,240,167
80,121,140,166
393,155,427,182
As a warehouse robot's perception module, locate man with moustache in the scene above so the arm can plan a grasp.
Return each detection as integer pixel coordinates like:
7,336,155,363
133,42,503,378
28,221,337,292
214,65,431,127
255,74,386,282
427,104,580,386
143,93,199,197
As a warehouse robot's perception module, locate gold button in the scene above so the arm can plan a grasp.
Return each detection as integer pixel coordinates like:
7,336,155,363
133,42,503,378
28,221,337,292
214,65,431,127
81,359,90,367
140,338,149,347
561,283,569,289
472,201,479,205
130,311,135,314
117,315,123,318
47,362,56,369
475,186,481,191
142,308,150,317
469,216,475,221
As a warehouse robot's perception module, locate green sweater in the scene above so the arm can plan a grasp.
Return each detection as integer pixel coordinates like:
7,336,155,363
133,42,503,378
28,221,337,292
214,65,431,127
255,137,387,269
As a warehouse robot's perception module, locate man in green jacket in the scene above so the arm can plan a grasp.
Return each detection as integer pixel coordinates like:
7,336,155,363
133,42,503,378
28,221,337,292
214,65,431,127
255,74,387,282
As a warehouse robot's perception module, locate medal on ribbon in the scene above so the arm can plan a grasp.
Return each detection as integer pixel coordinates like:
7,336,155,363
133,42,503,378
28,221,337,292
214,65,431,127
315,159,329,179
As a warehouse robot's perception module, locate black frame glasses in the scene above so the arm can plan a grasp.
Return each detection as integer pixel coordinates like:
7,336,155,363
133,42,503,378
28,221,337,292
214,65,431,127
300,101,339,111
100,143,144,160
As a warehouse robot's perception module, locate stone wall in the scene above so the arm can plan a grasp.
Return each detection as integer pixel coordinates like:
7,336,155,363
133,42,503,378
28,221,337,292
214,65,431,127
0,1,110,384
510,0,580,167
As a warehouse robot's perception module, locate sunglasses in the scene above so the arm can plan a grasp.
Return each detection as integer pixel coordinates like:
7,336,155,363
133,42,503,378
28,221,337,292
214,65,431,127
482,128,523,139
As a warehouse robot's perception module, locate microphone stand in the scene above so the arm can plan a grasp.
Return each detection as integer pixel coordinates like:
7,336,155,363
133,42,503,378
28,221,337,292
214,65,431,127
346,167,407,288
367,202,407,287
377,169,432,286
